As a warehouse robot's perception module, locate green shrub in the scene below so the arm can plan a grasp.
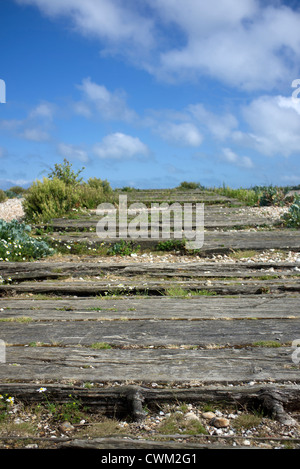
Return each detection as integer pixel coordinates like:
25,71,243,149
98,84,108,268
120,186,135,192
177,181,204,190
79,182,116,209
0,190,6,203
4,190,17,199
212,185,260,206
23,177,82,222
87,177,113,194
24,177,116,222
282,195,300,228
48,158,85,186
156,239,186,252
5,186,28,199
8,185,27,195
258,185,286,207
0,219,54,261
24,160,116,222
107,240,139,256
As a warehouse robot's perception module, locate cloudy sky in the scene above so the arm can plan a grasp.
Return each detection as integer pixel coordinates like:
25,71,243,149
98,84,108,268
1,0,300,189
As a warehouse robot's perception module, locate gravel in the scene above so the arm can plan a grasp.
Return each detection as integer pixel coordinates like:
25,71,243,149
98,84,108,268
1,398,299,449
0,198,25,222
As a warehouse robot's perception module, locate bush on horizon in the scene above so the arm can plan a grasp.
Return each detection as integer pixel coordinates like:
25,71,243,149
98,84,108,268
212,184,260,206
23,160,116,223
0,190,6,203
177,181,205,190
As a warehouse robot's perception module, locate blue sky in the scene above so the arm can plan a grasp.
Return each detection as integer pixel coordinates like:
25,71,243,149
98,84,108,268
1,0,300,190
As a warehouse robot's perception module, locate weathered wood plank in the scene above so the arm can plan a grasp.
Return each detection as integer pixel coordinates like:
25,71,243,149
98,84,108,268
0,260,299,282
0,382,298,429
46,230,300,253
0,346,298,383
57,437,246,449
0,317,298,347
1,382,299,412
0,277,299,296
44,205,280,231
0,296,299,320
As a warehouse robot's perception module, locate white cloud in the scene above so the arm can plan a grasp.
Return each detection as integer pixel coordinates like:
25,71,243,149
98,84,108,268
187,104,238,140
235,95,300,157
153,0,300,90
57,143,89,162
75,77,137,122
16,0,300,90
29,102,55,120
93,133,150,160
222,147,253,168
157,122,203,147
0,100,55,142
20,127,50,142
16,0,154,49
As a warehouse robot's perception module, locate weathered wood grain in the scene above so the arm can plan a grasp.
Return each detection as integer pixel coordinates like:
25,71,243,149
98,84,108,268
0,317,298,347
0,346,298,383
0,277,299,296
0,260,299,282
0,295,299,320
43,205,280,231
57,437,247,449
47,229,300,253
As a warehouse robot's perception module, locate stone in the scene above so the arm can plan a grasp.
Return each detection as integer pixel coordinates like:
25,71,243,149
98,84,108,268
59,421,74,433
210,417,230,428
14,418,24,425
202,411,216,420
185,412,200,422
242,440,251,446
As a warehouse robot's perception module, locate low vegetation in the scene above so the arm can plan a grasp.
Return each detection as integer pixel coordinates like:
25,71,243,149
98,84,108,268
209,183,298,207
281,194,300,228
210,185,260,206
0,190,6,203
107,240,140,256
165,287,217,297
157,412,208,436
23,159,116,223
156,239,186,252
0,219,54,261
91,342,112,350
176,181,205,190
0,186,28,203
